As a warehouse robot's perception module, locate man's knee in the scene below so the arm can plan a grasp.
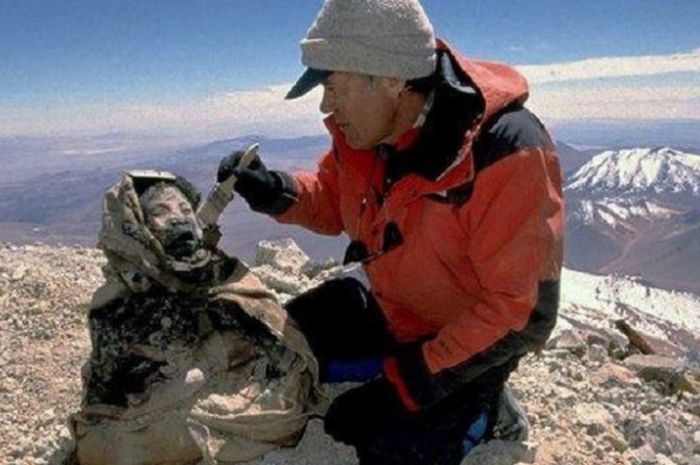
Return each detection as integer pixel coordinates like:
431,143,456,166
284,278,393,361
285,277,369,323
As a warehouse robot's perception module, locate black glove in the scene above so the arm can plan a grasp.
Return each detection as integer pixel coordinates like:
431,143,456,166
217,150,297,215
387,341,523,414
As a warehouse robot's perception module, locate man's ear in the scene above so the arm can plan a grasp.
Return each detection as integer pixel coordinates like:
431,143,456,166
379,77,407,99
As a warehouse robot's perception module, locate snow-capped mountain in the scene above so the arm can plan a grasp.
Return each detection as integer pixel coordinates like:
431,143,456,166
566,147,700,198
564,147,700,295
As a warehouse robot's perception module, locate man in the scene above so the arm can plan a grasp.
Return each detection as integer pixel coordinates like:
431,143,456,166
218,1,564,463
72,171,323,465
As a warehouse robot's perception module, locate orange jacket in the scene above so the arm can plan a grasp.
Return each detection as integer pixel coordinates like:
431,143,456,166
276,40,563,406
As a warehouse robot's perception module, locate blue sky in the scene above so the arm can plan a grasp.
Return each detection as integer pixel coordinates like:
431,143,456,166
1,0,699,137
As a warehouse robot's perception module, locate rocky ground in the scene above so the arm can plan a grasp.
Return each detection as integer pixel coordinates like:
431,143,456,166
1,239,699,465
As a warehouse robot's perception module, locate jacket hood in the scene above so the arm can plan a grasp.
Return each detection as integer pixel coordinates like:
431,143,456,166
437,39,530,123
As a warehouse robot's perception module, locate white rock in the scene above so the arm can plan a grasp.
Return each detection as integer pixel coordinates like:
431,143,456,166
631,444,659,465
461,440,537,465
39,408,56,426
547,329,587,357
301,257,339,278
310,263,370,289
655,454,677,465
603,429,629,453
573,402,614,436
252,264,312,296
588,344,608,364
185,368,205,386
552,385,577,408
254,239,309,273
590,362,639,389
11,265,27,281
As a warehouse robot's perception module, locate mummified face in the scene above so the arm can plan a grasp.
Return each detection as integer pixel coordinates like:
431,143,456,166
140,184,204,260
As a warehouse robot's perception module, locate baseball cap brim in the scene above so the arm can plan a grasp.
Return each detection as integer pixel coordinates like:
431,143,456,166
285,68,332,100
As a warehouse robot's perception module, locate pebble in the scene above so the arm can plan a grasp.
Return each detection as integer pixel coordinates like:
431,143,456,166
632,445,659,465
588,344,608,364
11,265,28,281
654,454,676,465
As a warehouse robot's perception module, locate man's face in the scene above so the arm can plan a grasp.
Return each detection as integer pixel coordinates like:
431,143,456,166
320,72,401,150
141,185,204,259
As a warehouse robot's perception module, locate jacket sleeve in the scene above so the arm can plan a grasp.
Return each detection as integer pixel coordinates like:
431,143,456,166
274,148,345,236
385,143,564,410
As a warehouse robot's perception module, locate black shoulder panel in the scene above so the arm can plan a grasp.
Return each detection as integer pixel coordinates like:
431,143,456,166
424,106,554,207
473,105,555,173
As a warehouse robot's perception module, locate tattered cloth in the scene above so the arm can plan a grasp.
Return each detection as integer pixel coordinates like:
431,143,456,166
70,171,326,465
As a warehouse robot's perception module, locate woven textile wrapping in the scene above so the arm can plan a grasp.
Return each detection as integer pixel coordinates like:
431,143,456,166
70,171,326,465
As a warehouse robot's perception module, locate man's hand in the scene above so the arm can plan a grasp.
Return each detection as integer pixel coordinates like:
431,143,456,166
217,150,259,183
216,150,298,215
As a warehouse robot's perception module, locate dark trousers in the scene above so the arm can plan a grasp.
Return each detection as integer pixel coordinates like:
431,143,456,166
285,278,518,465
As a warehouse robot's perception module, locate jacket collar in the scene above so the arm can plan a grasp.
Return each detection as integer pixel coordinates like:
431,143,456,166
382,49,484,184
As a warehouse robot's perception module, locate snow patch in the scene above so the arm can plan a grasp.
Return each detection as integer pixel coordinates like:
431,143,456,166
560,268,700,341
571,197,678,228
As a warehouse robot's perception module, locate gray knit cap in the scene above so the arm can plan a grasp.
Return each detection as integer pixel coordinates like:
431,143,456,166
286,0,437,99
